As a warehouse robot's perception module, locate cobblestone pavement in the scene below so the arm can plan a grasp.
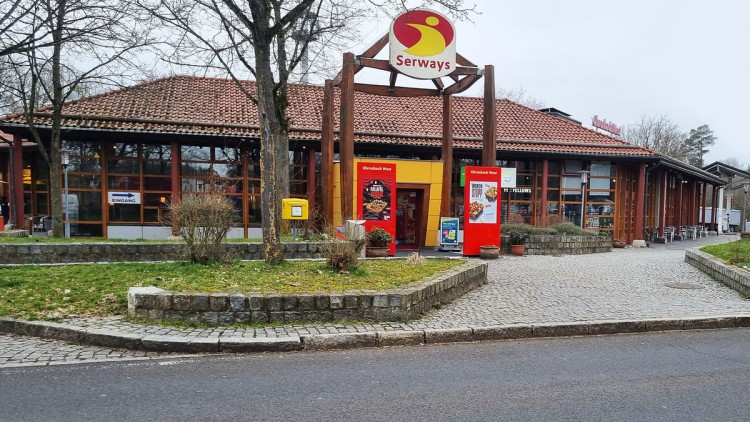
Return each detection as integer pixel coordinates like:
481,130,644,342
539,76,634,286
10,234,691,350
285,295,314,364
2,234,747,367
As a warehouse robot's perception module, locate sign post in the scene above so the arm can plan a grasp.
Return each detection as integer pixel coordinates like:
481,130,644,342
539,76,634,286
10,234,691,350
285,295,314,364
358,162,397,256
463,166,501,256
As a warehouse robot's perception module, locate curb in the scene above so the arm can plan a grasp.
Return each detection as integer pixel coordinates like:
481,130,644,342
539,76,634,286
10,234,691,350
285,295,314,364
3,315,750,353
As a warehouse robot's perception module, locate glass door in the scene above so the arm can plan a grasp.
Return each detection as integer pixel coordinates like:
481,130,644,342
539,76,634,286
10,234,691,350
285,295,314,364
396,189,422,249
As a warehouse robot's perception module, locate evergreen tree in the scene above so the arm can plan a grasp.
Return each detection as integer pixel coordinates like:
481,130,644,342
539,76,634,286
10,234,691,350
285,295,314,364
684,124,717,167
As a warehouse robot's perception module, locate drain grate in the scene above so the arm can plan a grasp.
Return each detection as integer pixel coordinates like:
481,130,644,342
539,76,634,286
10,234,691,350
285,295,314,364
664,282,705,290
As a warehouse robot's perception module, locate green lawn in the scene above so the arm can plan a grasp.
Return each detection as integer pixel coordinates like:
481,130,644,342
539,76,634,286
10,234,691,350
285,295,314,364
0,259,464,320
700,239,750,267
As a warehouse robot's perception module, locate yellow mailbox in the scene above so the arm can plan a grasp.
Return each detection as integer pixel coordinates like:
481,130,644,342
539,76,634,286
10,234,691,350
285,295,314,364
282,198,309,220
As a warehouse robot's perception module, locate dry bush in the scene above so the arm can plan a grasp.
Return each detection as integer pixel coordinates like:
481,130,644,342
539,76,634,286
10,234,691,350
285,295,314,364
321,225,364,272
166,184,239,264
406,252,425,265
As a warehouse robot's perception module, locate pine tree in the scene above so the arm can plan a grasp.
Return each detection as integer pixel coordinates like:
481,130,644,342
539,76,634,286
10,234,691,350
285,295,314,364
684,125,717,167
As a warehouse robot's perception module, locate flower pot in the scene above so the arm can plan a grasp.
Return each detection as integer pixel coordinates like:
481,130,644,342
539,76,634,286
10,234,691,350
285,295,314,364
366,246,389,257
479,245,500,260
611,239,627,248
510,244,526,256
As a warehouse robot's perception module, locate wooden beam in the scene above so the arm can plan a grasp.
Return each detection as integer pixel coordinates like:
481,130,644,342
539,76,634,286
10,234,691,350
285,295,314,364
482,65,496,167
443,74,481,95
635,163,646,239
448,66,481,77
12,133,24,230
389,71,398,91
321,80,335,224
340,53,355,221
659,171,668,237
676,177,683,229
440,95,453,217
432,77,444,91
456,53,476,67
357,58,391,72
541,159,549,226
334,34,389,85
702,182,708,230
353,83,440,97
307,147,317,224
170,141,180,236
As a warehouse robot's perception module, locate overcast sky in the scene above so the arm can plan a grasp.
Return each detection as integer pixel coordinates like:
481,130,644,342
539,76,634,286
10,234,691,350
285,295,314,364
348,0,749,168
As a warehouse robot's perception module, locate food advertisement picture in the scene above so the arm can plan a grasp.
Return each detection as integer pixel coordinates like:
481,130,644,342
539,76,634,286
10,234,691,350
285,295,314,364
468,181,498,224
361,178,392,221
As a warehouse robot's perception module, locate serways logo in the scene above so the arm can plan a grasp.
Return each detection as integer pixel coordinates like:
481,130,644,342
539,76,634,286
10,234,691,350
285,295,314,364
389,9,456,80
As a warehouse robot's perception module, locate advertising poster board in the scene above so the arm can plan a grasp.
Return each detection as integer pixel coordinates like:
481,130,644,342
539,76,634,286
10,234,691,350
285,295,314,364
463,166,501,256
357,162,397,255
439,217,460,251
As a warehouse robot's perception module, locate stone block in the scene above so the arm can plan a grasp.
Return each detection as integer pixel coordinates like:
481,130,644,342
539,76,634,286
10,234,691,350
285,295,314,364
682,317,736,330
587,320,646,335
266,294,282,311
201,312,219,325
250,311,269,324
330,294,344,309
156,292,172,310
372,294,389,308
532,323,589,338
377,330,425,347
644,319,683,332
209,293,230,311
220,336,303,353
247,294,264,311
424,328,473,344
229,294,247,312
472,325,533,341
303,332,377,351
297,294,314,311
269,311,285,323
344,294,359,309
172,293,191,311
315,294,330,310
190,294,210,311
283,295,298,310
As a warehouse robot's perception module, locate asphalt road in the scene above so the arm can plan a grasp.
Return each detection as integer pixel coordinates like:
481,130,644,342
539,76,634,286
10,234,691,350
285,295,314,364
3,329,750,422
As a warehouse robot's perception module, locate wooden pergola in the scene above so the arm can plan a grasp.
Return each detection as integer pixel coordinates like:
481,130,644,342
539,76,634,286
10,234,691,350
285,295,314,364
319,33,494,223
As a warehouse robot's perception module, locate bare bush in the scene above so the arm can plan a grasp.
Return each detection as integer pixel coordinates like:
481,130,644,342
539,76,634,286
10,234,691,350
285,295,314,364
166,185,239,264
321,226,364,272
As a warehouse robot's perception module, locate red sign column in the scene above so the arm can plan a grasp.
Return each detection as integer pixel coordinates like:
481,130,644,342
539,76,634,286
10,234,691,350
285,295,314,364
463,166,501,256
358,162,397,256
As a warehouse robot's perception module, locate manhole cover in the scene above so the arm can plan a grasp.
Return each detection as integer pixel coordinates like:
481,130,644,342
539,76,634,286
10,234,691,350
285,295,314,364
664,282,705,290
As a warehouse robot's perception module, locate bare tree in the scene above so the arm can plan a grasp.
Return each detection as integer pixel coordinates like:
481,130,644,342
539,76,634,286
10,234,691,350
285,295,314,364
2,0,155,237
623,114,688,162
496,85,546,110
142,0,476,264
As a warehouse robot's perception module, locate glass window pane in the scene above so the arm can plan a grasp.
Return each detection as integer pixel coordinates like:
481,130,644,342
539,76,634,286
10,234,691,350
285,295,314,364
289,180,307,196
143,160,171,175
108,204,140,222
181,145,211,161
144,176,171,191
144,208,160,223
74,191,102,220
213,163,242,178
111,143,139,158
181,162,212,177
587,191,615,201
143,144,172,160
215,146,241,162
63,140,100,158
108,176,141,190
108,159,139,174
144,193,169,207
69,156,101,173
590,161,614,177
248,196,261,223
68,175,102,189
248,180,261,194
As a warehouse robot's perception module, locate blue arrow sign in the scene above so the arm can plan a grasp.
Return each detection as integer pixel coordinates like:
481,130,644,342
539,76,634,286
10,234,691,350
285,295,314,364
112,193,135,198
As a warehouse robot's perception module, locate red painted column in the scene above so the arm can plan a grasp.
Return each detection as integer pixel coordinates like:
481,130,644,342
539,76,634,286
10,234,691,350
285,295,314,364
711,186,718,231
541,159,548,226
689,181,697,225
12,134,24,230
306,148,316,213
675,178,683,231
170,141,180,235
702,182,708,230
440,94,453,217
659,171,667,237
635,163,646,240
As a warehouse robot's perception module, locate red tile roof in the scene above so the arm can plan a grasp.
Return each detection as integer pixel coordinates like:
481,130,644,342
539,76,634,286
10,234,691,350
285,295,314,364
0,75,657,158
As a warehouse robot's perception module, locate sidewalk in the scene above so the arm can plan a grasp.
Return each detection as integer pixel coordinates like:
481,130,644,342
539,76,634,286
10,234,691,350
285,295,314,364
2,234,748,366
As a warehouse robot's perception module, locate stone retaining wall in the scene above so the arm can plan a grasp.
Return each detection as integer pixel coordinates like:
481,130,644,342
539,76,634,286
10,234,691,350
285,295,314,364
503,235,612,255
0,242,326,264
685,249,750,296
128,261,487,324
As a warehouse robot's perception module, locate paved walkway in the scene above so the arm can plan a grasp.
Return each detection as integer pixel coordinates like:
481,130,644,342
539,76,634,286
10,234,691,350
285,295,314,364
2,234,748,367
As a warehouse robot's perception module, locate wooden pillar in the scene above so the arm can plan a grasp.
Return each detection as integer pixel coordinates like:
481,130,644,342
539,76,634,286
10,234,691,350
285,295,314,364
702,182,708,229
482,65,496,167
540,159,548,226
321,79,334,225
306,148,316,214
635,163,646,239
711,186,718,231
12,134,24,230
659,171,667,237
440,94,453,217
170,141,180,235
674,179,685,233
339,52,355,221
689,180,697,225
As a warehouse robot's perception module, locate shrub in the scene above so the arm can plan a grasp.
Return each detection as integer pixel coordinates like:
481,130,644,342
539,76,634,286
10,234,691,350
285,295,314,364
366,227,392,246
166,182,239,264
508,230,529,245
321,226,362,272
550,222,586,235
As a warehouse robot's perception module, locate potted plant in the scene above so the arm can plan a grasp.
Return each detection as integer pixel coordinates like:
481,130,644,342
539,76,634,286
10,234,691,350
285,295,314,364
508,230,529,256
365,227,392,257
479,244,500,259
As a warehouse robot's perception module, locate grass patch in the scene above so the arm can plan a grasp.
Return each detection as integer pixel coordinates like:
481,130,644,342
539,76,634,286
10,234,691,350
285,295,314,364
0,258,464,320
700,239,750,267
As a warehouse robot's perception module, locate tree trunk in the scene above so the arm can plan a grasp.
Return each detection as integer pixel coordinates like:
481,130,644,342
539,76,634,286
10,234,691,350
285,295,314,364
255,46,287,264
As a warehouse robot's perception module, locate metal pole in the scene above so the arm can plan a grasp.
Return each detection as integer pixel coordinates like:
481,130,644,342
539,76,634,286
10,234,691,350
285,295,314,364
64,166,70,239
580,171,589,229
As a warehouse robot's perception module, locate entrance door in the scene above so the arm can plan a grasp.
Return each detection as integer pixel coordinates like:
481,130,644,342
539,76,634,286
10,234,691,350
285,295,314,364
396,189,423,249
